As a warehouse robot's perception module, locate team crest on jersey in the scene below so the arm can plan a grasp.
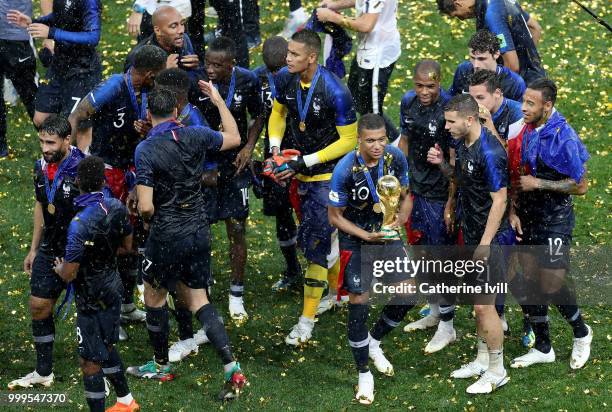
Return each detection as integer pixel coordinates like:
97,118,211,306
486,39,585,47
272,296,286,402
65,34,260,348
63,182,71,196
428,120,437,136
312,98,321,115
65,0,73,10
466,160,474,174
234,93,243,104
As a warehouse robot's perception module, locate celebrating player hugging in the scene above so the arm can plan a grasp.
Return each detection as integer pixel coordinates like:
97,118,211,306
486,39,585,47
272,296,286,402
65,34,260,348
3,0,603,409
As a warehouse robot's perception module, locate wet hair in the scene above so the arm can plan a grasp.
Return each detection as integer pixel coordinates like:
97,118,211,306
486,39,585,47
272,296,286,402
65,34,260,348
445,94,479,118
39,115,71,139
527,77,557,105
358,113,386,135
148,87,177,118
291,29,321,55
468,29,501,56
207,36,237,61
468,69,501,94
263,36,288,72
132,44,168,72
155,68,191,100
77,156,106,193
414,59,441,81
437,0,457,14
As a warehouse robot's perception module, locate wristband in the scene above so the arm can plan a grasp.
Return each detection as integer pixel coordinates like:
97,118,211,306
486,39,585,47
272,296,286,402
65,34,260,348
132,3,146,13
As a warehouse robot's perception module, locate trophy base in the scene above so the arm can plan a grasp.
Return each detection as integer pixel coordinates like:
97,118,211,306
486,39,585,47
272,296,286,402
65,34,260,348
381,226,400,241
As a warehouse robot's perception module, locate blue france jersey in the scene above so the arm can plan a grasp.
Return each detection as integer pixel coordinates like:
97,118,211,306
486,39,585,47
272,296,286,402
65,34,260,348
274,65,357,176
87,74,145,169
449,62,526,101
455,127,509,245
135,121,223,241
192,66,262,172
253,64,296,152
179,103,209,127
475,0,545,82
65,195,132,311
400,90,452,201
329,146,409,243
492,97,523,141
33,147,85,256
34,0,101,77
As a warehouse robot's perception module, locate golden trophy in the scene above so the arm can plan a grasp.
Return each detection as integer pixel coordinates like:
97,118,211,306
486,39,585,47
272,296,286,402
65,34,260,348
376,175,401,240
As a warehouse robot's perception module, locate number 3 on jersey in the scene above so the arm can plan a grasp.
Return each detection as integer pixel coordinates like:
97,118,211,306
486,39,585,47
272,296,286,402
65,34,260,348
114,111,126,128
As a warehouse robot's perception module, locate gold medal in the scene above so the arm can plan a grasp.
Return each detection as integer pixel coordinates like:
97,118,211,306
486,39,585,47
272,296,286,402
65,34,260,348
373,202,382,214
299,121,306,132
48,203,56,215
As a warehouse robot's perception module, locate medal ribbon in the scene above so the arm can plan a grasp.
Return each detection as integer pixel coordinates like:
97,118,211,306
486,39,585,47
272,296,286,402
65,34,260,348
215,67,236,109
126,68,148,120
296,66,321,129
177,103,191,123
44,149,72,207
356,152,385,205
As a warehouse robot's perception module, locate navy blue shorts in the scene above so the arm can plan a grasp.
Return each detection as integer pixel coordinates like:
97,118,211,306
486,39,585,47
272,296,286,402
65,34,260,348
520,227,571,270
411,194,454,246
142,226,212,290
297,180,335,267
35,71,101,116
457,229,514,294
341,240,410,295
76,301,121,362
30,251,66,300
214,169,250,221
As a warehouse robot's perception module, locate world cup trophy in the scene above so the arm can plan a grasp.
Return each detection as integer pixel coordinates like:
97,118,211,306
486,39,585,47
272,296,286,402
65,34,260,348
376,175,401,240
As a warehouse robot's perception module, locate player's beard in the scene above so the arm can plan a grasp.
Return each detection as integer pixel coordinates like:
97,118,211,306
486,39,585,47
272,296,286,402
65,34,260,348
44,147,67,164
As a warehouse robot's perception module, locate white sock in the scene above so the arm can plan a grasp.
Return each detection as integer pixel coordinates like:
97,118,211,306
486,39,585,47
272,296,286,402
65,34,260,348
359,370,373,380
438,319,454,333
299,316,315,327
488,348,505,375
475,337,489,365
223,361,237,374
121,303,135,312
117,393,133,405
429,303,440,318
369,335,380,350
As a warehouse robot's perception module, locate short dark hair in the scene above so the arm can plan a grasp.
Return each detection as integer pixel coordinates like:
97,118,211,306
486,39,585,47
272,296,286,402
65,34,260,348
291,29,321,55
468,29,501,55
132,44,168,72
207,36,236,61
437,0,456,14
39,115,71,139
468,69,501,94
155,68,191,99
358,113,386,135
263,36,288,72
527,77,557,105
148,87,177,118
414,59,441,81
77,156,106,193
445,94,479,118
